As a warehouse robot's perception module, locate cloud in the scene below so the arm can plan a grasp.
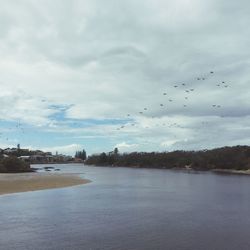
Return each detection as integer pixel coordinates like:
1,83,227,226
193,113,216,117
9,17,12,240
115,142,139,152
0,0,250,154
40,144,82,156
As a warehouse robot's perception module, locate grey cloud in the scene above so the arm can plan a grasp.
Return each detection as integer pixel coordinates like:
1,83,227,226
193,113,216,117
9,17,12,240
0,0,250,152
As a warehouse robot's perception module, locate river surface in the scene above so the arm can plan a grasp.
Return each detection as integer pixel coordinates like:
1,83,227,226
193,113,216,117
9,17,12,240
1,164,250,250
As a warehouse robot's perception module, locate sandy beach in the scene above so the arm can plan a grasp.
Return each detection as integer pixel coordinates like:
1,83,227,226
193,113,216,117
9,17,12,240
0,173,90,195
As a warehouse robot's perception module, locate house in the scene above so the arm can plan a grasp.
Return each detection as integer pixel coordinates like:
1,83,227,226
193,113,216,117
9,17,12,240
19,156,30,162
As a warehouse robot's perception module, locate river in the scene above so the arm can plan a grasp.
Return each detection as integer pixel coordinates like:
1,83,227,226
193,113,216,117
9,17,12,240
1,164,250,250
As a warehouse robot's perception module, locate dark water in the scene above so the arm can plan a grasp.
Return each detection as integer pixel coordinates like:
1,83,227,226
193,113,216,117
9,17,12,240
1,164,250,250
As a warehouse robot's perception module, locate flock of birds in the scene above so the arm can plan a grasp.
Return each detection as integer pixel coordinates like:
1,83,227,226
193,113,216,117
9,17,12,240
114,71,231,132
0,70,232,144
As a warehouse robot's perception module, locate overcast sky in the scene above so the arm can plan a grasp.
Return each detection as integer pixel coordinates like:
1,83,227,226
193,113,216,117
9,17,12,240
0,0,250,155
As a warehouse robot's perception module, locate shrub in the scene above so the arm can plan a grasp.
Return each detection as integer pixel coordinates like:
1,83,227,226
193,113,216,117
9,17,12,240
0,157,32,173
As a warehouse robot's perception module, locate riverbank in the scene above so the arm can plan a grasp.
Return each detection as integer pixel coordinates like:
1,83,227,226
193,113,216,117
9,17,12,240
85,146,250,172
212,169,250,175
87,164,250,176
0,173,90,195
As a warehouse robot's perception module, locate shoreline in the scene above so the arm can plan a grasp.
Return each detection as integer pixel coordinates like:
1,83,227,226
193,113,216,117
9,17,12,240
88,164,250,176
211,169,250,175
0,173,91,195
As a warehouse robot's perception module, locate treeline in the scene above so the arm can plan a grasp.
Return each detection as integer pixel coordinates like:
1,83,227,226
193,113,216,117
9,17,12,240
75,150,87,161
85,146,250,171
0,156,32,173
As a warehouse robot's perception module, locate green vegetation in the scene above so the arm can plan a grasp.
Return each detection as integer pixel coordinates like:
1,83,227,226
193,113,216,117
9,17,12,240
75,149,87,161
0,156,32,173
85,146,250,171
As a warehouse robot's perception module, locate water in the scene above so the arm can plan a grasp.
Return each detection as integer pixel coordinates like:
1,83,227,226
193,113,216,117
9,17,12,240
1,164,250,250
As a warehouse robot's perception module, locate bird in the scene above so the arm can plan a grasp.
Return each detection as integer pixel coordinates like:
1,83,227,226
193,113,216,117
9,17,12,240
210,71,214,74
163,93,167,95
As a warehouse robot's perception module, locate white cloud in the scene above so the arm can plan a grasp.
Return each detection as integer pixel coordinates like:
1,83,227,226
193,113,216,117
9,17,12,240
115,142,139,152
40,144,82,156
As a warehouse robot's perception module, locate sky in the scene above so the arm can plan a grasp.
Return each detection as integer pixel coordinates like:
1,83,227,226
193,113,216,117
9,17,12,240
0,0,250,156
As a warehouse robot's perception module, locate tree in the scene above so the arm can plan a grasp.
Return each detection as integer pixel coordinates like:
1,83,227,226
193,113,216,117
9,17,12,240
114,147,119,155
85,146,250,170
99,152,108,164
81,149,87,161
75,149,87,161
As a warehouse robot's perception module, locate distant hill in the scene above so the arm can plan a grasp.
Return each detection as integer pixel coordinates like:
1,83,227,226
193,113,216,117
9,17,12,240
85,146,250,171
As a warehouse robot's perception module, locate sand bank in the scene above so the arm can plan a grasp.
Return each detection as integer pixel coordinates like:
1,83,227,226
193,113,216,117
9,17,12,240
0,173,90,195
212,169,250,175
